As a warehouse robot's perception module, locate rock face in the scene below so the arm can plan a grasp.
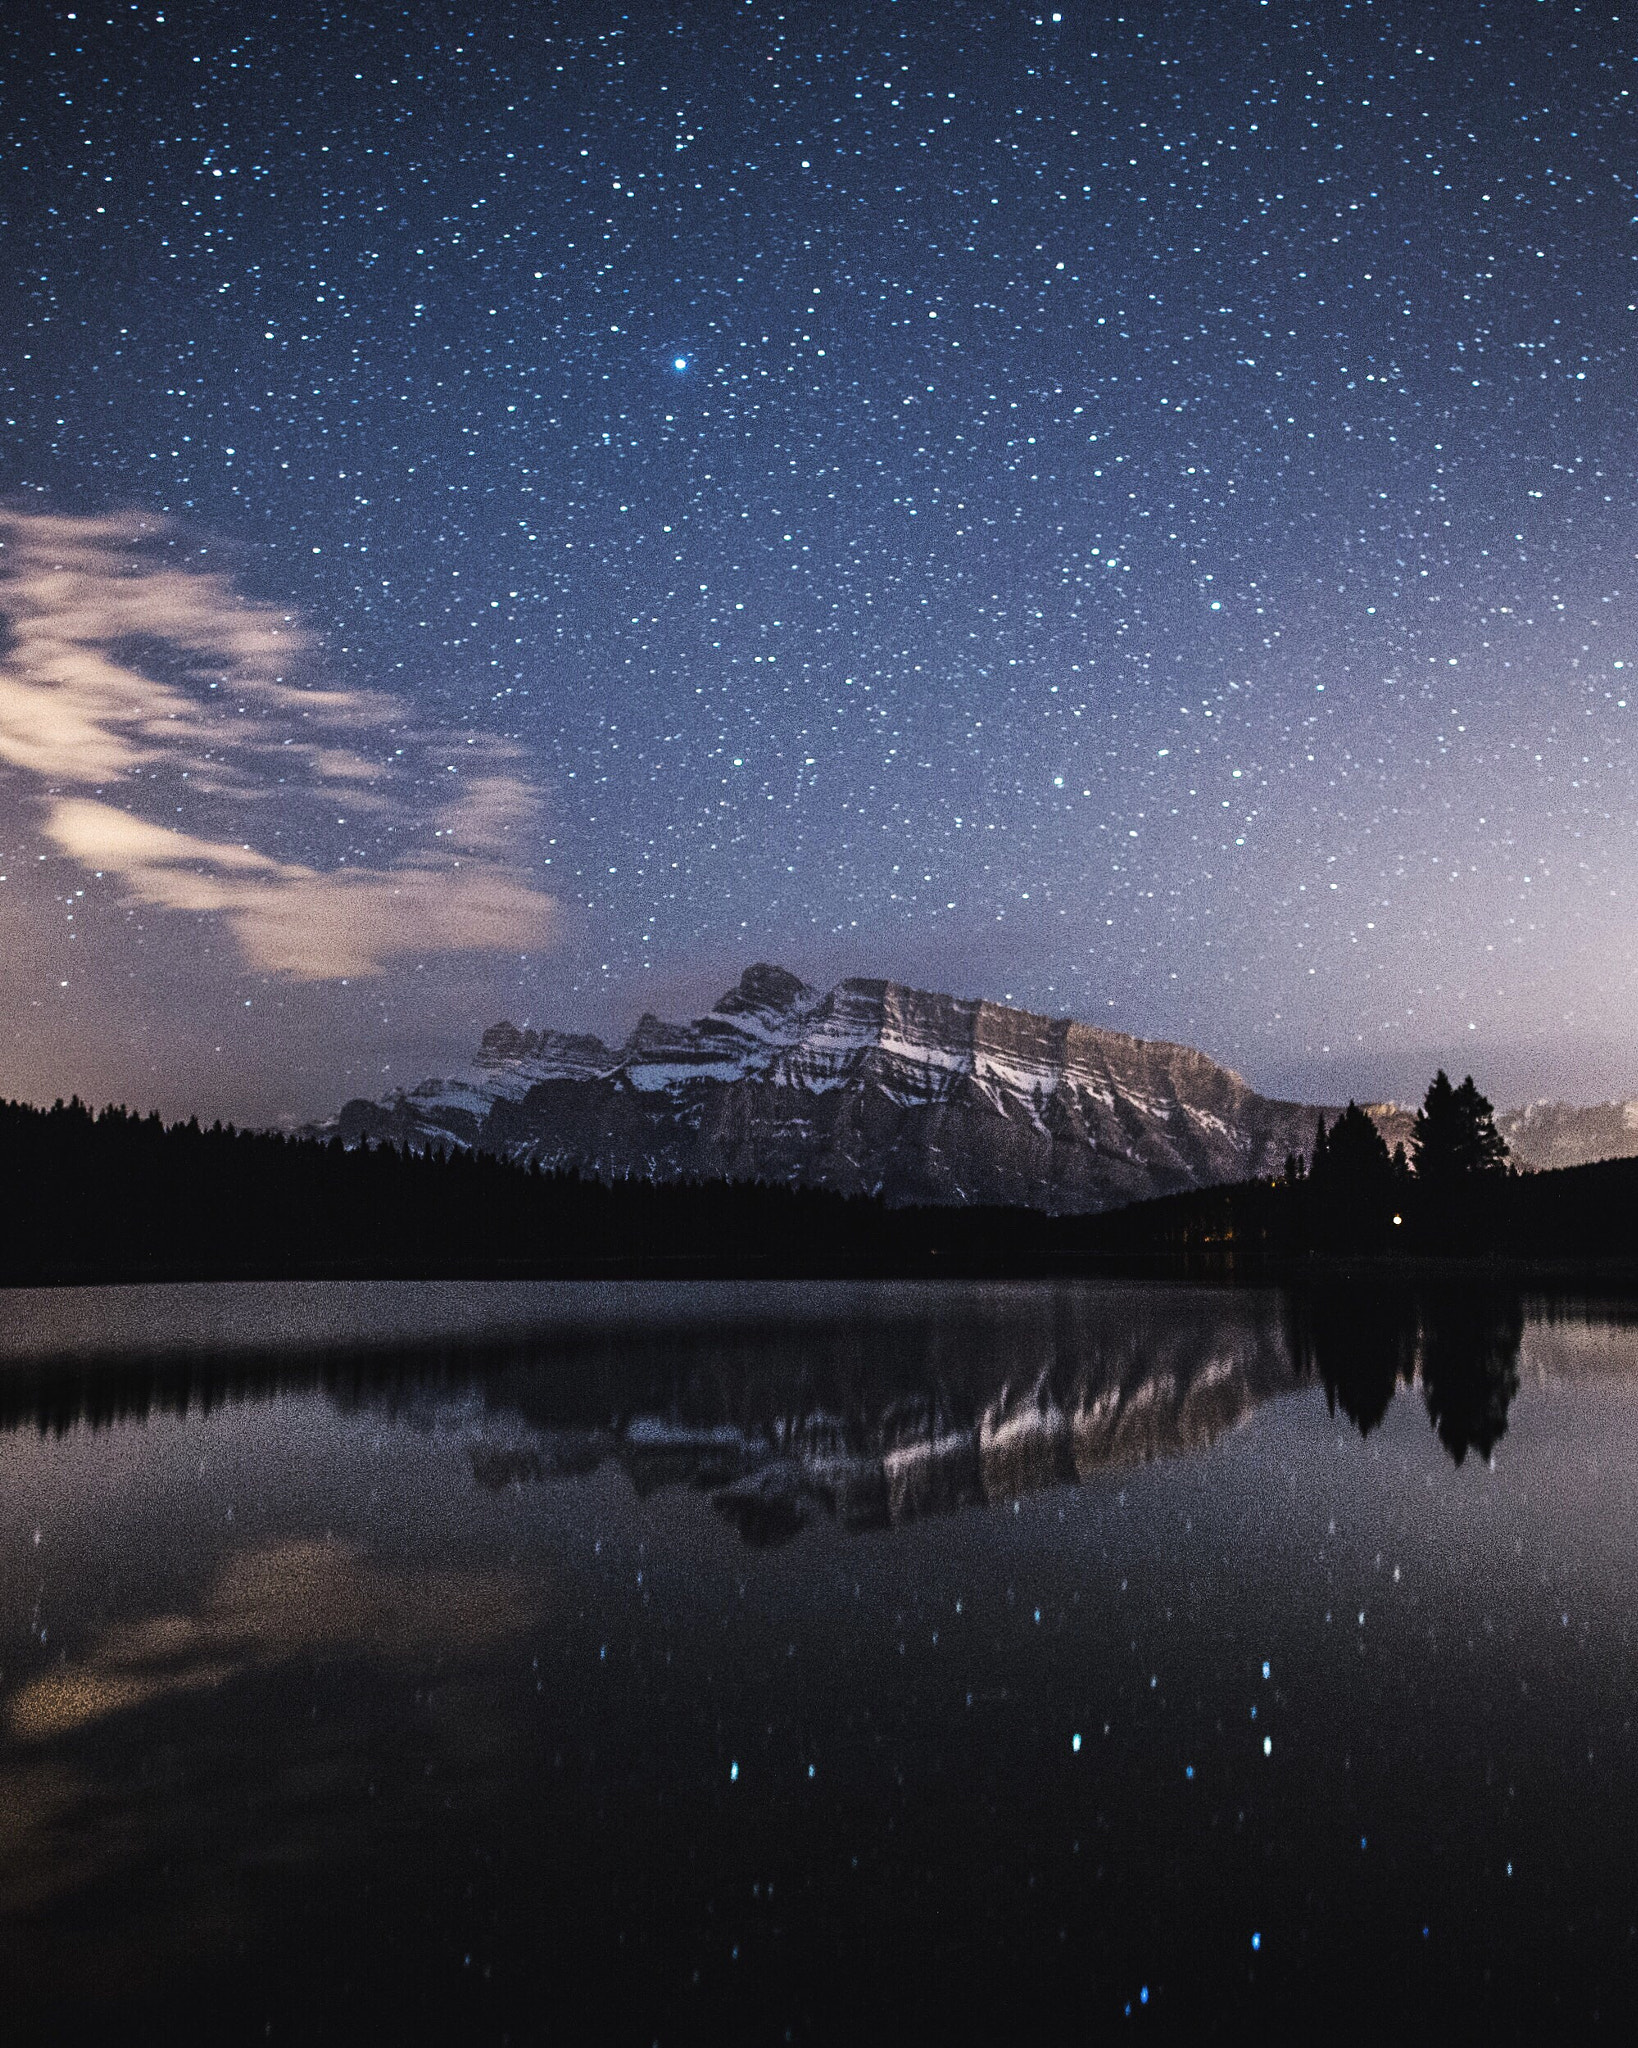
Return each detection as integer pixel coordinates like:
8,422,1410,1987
1493,1098,1638,1172
330,963,1400,1213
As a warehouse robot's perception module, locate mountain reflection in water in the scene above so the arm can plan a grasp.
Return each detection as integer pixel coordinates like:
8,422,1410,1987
6,1277,1638,2041
1,1279,1530,1545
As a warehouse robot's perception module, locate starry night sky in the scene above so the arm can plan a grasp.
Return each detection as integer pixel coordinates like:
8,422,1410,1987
2,0,1634,1121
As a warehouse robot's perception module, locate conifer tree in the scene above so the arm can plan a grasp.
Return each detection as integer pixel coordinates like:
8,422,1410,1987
1411,1071,1508,1184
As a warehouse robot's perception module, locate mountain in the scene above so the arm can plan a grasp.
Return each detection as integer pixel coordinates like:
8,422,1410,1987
327,964,1409,1213
1493,1098,1638,1173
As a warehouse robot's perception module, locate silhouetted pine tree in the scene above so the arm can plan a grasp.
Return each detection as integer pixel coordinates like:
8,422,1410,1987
1307,1102,1398,1250
1412,1071,1509,1186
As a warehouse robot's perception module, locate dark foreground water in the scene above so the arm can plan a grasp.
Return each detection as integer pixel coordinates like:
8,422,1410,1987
3,1277,1638,2040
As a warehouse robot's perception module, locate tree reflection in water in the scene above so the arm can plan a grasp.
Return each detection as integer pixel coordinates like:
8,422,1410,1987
1419,1291,1524,1465
1291,1284,1524,1465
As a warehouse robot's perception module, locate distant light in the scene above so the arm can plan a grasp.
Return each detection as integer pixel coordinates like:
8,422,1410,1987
673,355,688,371
1251,1932,1261,1952
1263,1736,1273,1756
1393,1213,1403,1226
729,1760,739,1781
1072,1732,1082,1752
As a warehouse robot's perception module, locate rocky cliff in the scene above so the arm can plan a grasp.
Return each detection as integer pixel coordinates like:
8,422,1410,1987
330,964,1407,1213
1492,1097,1638,1172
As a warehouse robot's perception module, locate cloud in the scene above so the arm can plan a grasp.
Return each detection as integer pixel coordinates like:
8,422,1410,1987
42,797,558,978
0,509,559,976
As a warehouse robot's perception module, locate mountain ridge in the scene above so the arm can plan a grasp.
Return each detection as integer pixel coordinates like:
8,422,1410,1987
326,964,1413,1212
322,964,1638,1207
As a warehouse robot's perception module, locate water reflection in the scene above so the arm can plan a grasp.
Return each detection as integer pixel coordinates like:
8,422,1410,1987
0,1285,1299,1544
6,1539,530,1745
5,1279,1638,2038
1420,1292,1524,1465
0,1278,1537,1545
1290,1285,1524,1465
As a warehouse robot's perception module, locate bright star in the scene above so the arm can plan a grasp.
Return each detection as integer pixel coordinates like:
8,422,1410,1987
672,355,688,372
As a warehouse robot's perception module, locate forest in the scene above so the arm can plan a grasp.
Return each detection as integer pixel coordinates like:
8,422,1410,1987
0,1095,894,1284
2,1070,1636,1285
1085,1070,1638,1267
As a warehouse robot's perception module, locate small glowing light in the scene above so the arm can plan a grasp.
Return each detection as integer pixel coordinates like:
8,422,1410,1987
1251,1932,1261,1952
1262,1661,1270,1680
1393,1213,1403,1226
673,355,688,371
730,1760,739,1782
1263,1736,1273,1756
1072,1732,1082,1752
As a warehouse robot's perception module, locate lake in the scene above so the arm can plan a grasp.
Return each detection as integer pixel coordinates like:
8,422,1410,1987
4,1276,1638,2038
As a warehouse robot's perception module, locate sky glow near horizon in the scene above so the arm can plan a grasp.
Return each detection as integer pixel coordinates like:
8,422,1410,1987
1,0,1635,1120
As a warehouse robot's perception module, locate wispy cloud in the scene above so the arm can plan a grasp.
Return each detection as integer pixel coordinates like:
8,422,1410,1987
0,509,558,977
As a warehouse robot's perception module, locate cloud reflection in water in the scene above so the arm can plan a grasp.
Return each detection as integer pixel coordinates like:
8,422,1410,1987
7,1538,532,1745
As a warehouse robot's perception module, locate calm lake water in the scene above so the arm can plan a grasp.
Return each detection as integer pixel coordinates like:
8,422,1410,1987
4,1276,1638,2039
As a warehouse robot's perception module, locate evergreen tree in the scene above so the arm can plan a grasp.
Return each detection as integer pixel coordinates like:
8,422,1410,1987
1309,1101,1394,1194
1412,1071,1509,1184
1306,1101,1398,1249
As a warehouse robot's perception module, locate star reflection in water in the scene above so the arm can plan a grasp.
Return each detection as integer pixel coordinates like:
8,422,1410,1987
2,1278,1635,2038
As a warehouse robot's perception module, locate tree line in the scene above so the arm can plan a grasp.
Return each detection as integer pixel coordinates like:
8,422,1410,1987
3,1072,1637,1286
0,1096,899,1284
1086,1068,1638,1265
1276,1068,1509,1250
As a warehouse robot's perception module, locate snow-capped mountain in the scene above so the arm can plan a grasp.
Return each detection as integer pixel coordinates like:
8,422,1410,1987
1492,1097,1638,1173
325,966,1638,1202
327,963,1407,1212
